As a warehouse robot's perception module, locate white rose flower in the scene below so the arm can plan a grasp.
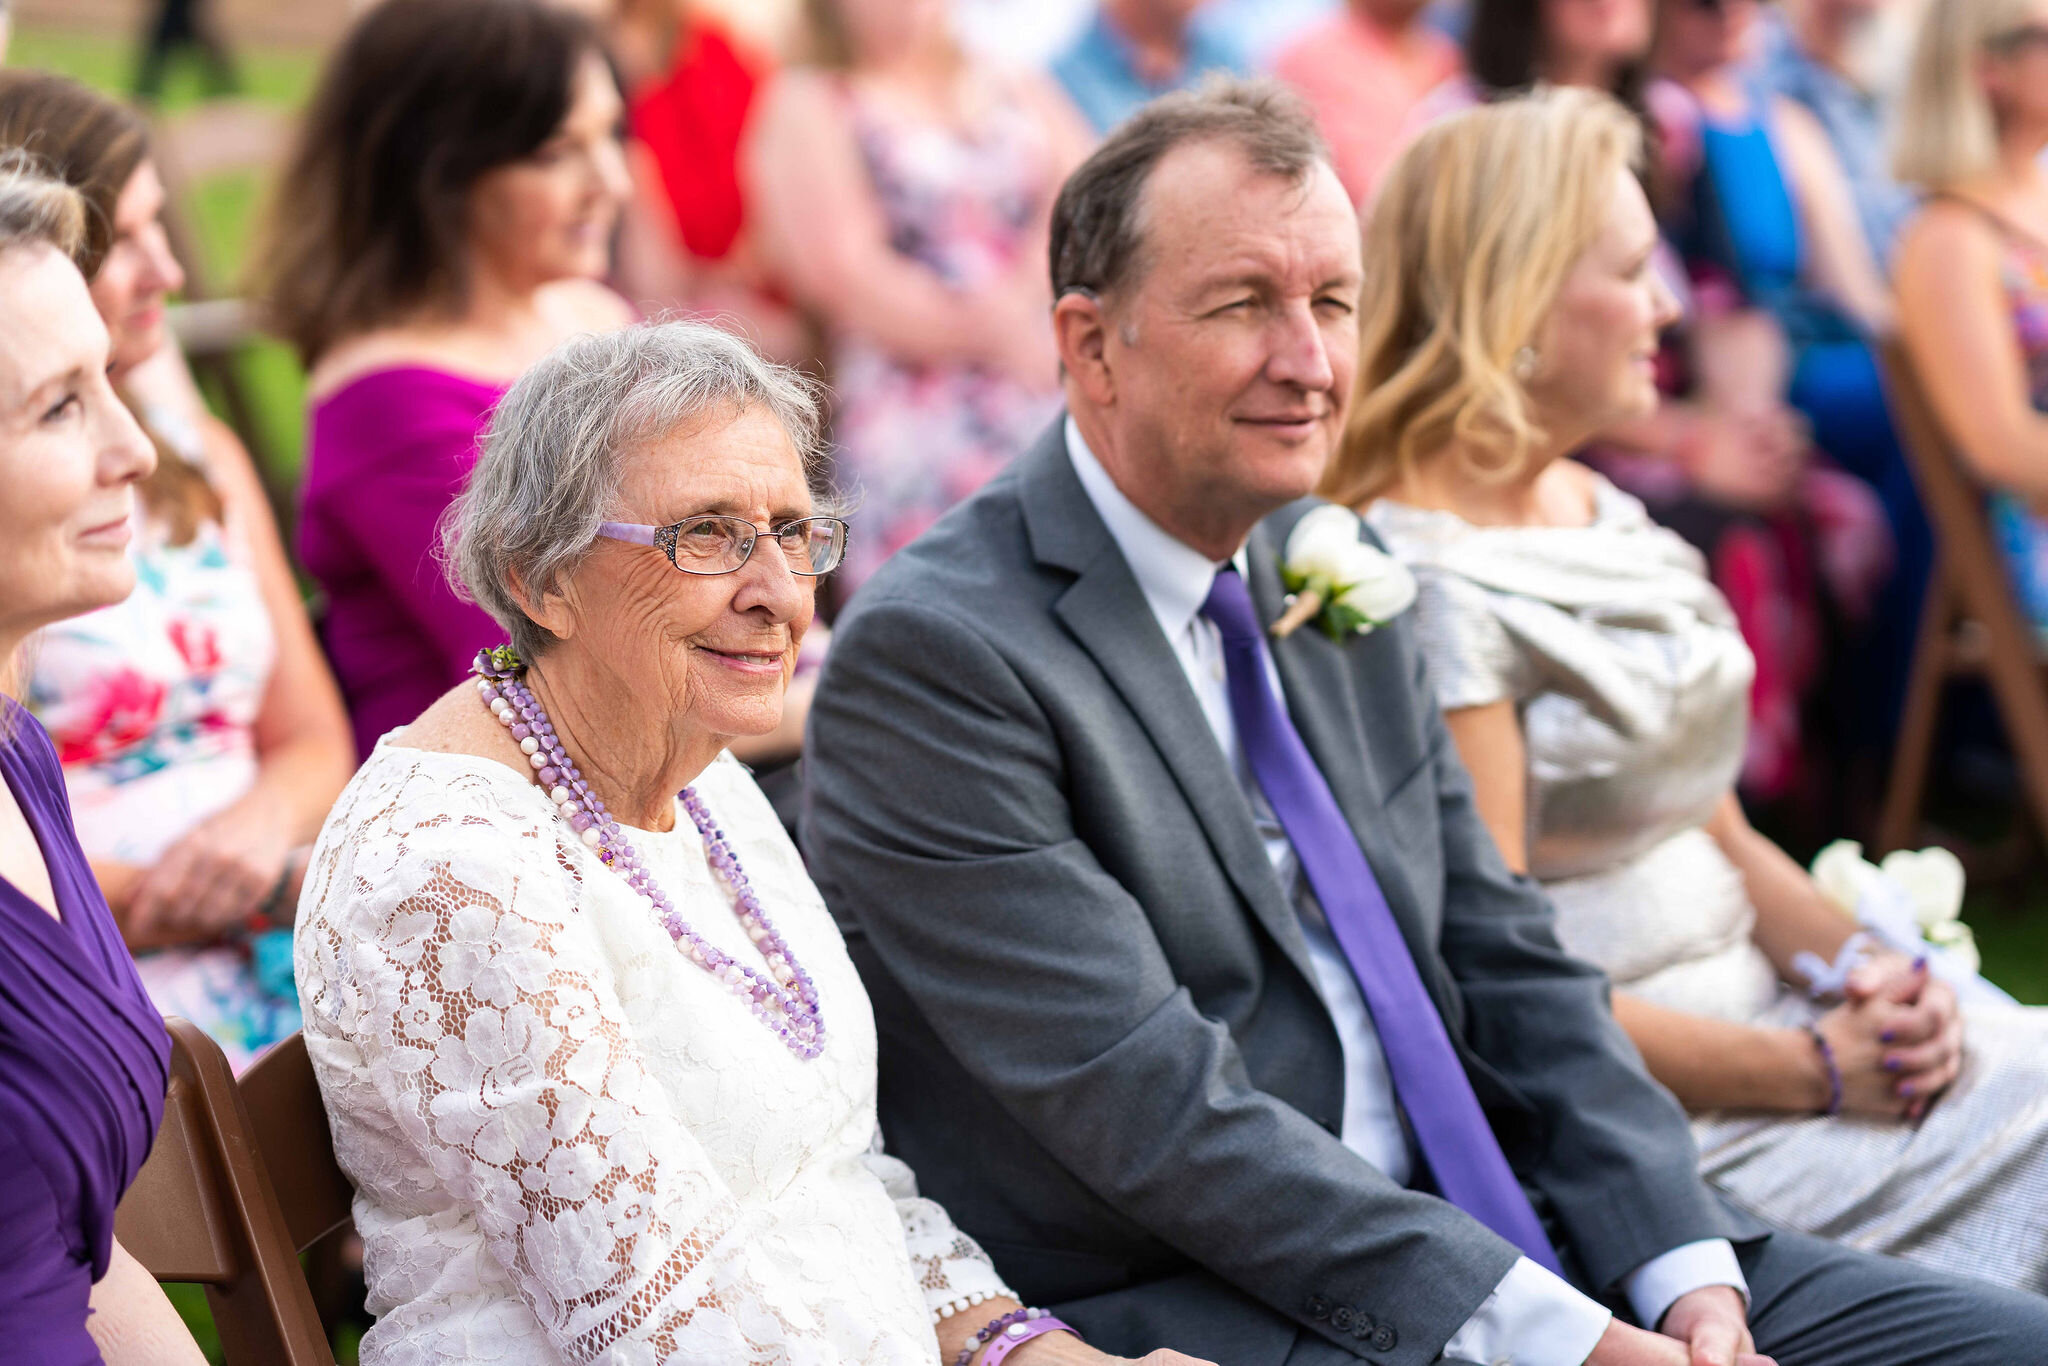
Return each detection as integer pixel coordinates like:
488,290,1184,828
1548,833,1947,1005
1925,919,1982,975
1335,546,1419,623
1285,505,1369,584
1878,846,1967,930
1810,839,1882,913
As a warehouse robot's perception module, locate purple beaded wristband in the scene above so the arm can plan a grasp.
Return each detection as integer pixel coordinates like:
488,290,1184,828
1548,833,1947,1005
1805,1024,1843,1115
953,1308,1076,1366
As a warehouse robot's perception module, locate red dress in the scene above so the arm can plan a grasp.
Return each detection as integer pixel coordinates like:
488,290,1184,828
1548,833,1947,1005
628,23,764,262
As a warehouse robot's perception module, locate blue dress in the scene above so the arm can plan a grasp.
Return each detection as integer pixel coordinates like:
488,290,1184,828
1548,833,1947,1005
1670,89,1931,733
0,701,171,1365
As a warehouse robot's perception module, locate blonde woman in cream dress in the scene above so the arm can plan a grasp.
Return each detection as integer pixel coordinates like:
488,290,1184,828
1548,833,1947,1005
1339,88,2048,1291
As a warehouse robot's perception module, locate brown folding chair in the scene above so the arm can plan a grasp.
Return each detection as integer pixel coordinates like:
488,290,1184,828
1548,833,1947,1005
114,1019,339,1366
1874,341,2048,855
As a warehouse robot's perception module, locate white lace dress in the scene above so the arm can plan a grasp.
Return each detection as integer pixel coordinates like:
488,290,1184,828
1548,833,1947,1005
295,738,1012,1364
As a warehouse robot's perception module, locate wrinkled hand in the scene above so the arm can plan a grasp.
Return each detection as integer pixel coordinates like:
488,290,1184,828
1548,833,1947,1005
1827,955,1963,1119
1657,1286,1775,1366
128,799,295,939
1009,1332,1214,1366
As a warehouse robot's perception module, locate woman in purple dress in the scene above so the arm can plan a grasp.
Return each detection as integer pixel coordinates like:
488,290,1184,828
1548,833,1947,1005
256,0,635,758
0,158,195,1363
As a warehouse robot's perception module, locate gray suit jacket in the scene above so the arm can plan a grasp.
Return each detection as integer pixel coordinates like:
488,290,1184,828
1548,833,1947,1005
801,422,1764,1366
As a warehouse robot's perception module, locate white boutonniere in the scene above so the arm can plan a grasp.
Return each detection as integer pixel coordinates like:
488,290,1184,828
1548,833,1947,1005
1810,839,1981,975
1270,505,1419,641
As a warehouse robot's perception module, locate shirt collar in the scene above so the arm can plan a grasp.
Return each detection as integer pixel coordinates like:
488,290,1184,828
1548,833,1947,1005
1065,416,1243,642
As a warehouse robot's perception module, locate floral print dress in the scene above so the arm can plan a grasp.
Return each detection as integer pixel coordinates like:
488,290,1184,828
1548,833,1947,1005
828,78,1064,592
27,475,292,1071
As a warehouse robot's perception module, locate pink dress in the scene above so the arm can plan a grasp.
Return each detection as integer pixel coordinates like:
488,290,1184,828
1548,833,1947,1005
1272,11,1462,207
299,367,508,758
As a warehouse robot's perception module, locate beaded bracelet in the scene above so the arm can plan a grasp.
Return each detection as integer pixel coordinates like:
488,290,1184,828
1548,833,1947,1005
953,1307,1077,1366
1804,1024,1844,1116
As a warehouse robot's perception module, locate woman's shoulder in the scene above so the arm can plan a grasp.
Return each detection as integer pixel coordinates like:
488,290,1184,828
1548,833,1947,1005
540,277,637,336
307,332,511,409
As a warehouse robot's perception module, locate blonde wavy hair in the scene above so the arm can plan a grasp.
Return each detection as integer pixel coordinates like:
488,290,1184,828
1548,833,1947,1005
1321,87,1644,509
1893,0,2039,188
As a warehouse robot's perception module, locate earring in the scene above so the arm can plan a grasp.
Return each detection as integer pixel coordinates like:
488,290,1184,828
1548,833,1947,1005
1512,345,1539,382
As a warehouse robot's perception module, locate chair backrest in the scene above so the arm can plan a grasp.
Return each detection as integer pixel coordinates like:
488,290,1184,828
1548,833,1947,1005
1879,339,2036,641
239,1031,356,1255
115,1018,337,1366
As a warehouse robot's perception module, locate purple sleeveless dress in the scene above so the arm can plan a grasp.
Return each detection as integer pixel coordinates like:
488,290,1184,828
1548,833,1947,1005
0,700,170,1365
299,367,509,759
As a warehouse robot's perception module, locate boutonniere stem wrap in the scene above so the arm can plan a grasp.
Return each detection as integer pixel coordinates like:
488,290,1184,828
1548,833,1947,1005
1272,505,1419,641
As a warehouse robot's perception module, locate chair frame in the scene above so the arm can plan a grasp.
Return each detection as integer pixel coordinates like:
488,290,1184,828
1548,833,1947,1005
114,1020,345,1366
1874,341,2048,855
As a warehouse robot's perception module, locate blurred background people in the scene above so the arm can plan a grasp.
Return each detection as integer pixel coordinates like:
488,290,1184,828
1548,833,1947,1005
605,0,813,363
1052,0,1248,132
132,0,237,104
1753,0,1920,267
1893,0,2048,624
0,149,202,1366
257,0,635,761
1272,0,1462,204
746,0,1090,594
0,70,354,1072
1344,88,2048,1291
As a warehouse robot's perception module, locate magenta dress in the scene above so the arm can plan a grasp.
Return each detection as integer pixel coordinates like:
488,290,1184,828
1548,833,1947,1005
300,367,508,758
0,700,171,1365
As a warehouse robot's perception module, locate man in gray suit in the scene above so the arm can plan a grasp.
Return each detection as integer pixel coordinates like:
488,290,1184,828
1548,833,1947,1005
802,81,2048,1366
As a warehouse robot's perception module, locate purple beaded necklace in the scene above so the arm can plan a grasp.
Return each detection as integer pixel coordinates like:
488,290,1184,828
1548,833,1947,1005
474,648,824,1061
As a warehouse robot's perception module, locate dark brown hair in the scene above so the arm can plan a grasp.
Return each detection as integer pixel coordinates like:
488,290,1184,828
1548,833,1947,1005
1049,76,1328,303
0,71,220,543
0,69,146,280
254,0,604,366
1465,0,1650,117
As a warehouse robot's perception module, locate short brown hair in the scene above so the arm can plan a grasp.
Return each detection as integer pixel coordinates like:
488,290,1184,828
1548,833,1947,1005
0,70,146,280
255,0,604,366
1048,76,1329,303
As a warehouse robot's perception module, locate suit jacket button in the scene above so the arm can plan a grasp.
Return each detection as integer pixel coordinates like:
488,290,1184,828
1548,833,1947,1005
1305,1295,1331,1320
1331,1306,1353,1331
1349,1312,1375,1340
1372,1324,1398,1352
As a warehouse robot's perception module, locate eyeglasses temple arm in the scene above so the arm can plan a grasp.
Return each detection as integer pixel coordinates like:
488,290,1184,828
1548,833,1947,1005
596,521,659,546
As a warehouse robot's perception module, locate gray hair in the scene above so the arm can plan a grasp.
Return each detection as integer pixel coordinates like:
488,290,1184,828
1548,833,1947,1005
443,319,827,662
1048,75,1329,304
0,148,85,263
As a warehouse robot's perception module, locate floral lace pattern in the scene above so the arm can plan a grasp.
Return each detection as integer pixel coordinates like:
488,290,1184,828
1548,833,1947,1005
296,741,1010,1364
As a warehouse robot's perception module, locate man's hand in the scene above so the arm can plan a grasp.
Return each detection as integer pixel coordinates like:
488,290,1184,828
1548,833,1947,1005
1656,1286,1776,1366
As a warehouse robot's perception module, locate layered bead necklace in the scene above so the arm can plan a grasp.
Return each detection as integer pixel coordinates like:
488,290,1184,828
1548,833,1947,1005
474,648,825,1061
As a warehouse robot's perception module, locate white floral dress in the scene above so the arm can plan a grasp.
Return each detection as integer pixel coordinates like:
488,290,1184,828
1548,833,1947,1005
294,739,1012,1364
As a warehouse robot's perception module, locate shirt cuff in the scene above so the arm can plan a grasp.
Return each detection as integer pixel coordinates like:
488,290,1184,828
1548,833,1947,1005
1440,1256,1611,1366
1623,1239,1749,1333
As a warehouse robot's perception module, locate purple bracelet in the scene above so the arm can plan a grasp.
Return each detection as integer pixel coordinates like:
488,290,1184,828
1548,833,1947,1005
953,1308,1077,1366
1805,1024,1843,1115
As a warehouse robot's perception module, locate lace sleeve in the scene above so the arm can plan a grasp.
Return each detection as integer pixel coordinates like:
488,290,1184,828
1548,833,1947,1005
859,1132,1015,1323
325,778,841,1365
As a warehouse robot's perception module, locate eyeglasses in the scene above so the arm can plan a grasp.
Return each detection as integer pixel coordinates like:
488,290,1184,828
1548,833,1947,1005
597,515,849,576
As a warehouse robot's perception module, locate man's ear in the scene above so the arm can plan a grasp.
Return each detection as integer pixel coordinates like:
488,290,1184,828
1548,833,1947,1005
1054,289,1118,409
508,566,577,645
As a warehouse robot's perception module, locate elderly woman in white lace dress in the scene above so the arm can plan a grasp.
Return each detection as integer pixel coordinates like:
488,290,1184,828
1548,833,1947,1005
294,321,1207,1366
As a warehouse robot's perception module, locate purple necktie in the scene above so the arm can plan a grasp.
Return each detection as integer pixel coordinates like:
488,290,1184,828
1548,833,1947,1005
1202,565,1561,1272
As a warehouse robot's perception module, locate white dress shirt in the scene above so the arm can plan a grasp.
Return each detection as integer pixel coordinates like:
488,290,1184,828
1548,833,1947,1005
1064,420,1745,1365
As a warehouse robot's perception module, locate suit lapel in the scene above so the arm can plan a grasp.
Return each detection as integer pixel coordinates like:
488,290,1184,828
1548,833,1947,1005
1019,430,1321,989
1252,509,1462,1022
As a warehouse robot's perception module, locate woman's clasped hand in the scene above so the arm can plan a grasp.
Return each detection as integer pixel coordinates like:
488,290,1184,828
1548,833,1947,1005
1814,956,1964,1120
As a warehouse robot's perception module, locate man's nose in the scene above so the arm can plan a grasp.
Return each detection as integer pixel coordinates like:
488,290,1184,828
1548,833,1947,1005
1265,303,1337,393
